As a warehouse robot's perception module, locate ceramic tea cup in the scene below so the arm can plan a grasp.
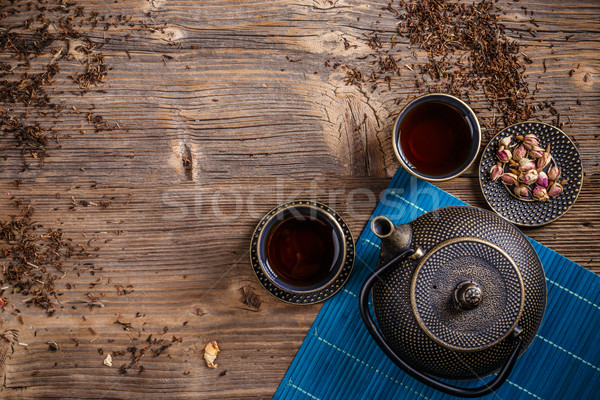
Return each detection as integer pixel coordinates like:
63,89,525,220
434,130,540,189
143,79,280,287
250,200,354,304
393,93,481,181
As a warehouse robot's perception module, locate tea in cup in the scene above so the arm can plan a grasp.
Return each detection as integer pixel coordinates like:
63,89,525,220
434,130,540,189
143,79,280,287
393,94,481,181
250,200,354,304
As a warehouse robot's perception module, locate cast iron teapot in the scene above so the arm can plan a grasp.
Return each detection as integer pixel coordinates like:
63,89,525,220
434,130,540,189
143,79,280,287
359,206,546,398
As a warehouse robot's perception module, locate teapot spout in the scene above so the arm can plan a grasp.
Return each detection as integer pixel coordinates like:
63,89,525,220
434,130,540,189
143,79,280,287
371,216,413,265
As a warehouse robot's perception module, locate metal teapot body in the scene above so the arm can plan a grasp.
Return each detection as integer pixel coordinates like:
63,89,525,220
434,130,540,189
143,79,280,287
359,206,546,398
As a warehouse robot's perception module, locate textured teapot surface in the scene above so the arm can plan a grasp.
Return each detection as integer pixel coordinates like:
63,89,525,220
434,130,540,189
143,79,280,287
371,206,546,380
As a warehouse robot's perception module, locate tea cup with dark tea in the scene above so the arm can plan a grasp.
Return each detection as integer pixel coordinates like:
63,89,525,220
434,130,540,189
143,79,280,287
251,201,353,302
392,94,481,181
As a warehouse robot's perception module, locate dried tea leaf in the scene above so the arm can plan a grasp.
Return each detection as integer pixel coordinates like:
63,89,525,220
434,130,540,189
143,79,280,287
103,354,113,367
239,286,261,311
204,340,220,368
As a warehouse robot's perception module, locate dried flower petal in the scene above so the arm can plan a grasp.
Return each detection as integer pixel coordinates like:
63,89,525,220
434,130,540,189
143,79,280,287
548,166,560,181
520,169,538,185
537,171,549,187
501,172,519,186
522,134,540,150
490,163,504,181
204,341,220,368
514,184,530,198
497,149,512,163
512,144,527,162
548,182,564,198
518,158,535,172
103,354,113,367
533,186,549,201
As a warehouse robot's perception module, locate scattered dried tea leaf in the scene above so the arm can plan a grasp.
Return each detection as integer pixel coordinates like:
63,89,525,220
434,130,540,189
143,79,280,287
326,0,548,133
401,0,535,129
0,202,97,315
204,340,220,368
103,354,113,367
239,286,261,311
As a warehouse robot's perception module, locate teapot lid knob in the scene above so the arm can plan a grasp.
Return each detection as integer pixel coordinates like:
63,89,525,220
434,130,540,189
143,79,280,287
454,280,482,310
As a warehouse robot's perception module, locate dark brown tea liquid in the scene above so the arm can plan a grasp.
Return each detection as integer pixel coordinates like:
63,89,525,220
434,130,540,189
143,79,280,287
399,101,473,177
266,215,338,287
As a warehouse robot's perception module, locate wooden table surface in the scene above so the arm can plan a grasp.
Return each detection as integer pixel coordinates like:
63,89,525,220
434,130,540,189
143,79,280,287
0,0,598,398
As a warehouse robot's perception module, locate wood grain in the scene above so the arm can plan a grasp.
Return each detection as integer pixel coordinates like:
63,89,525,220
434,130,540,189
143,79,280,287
0,0,598,398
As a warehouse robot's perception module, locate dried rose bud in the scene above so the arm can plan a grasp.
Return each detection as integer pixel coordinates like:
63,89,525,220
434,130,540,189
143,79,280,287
522,134,540,150
537,151,552,171
512,144,527,162
548,182,564,198
514,184,530,198
204,341,220,368
519,158,536,172
533,186,550,201
548,165,560,181
520,169,539,185
490,163,504,182
498,136,512,148
528,145,545,159
501,172,519,186
103,354,113,367
537,171,549,187
497,148,512,163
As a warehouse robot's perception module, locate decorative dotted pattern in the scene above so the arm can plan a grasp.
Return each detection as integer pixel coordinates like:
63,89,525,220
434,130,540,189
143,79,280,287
250,200,354,305
479,122,583,226
372,206,546,380
412,239,524,351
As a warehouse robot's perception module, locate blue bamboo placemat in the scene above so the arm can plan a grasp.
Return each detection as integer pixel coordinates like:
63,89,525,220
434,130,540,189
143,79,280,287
274,168,600,400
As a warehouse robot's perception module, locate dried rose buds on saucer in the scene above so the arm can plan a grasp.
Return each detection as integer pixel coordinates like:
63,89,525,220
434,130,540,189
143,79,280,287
501,172,518,186
513,144,527,161
549,180,567,197
522,134,540,150
497,148,512,163
518,158,536,172
491,132,565,201
490,163,504,182
537,171,549,187
532,186,549,202
514,184,530,198
537,146,552,170
520,169,539,186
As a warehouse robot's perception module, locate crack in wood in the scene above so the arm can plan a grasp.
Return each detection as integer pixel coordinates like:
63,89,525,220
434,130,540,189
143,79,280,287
0,329,19,390
182,143,193,181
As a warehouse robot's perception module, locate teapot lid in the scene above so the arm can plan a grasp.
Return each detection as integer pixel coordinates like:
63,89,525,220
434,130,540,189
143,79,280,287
410,237,525,352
